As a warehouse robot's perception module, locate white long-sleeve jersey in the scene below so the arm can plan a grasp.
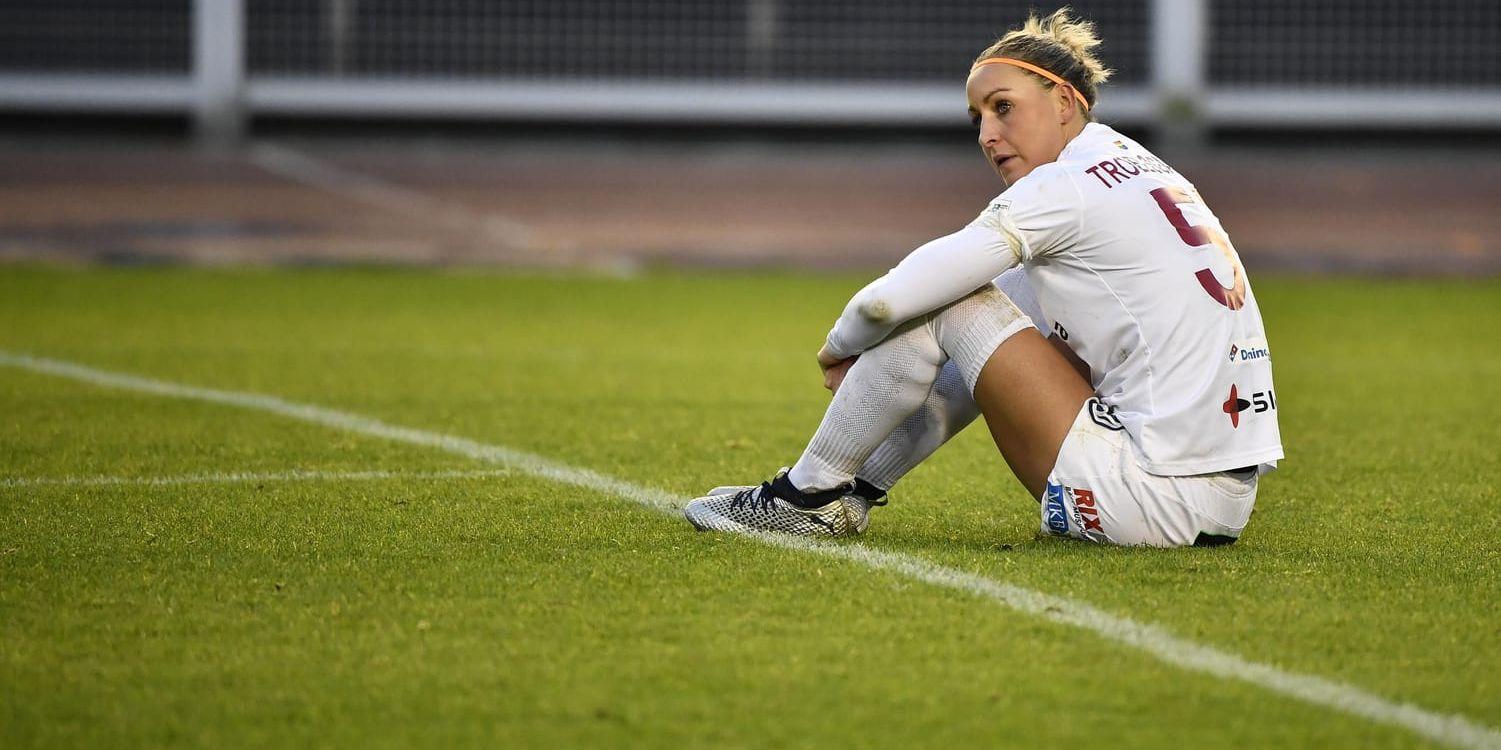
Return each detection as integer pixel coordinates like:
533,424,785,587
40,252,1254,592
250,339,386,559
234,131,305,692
824,123,1283,476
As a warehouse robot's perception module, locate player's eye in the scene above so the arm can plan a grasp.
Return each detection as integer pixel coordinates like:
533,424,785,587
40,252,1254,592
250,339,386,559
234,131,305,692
994,100,1012,115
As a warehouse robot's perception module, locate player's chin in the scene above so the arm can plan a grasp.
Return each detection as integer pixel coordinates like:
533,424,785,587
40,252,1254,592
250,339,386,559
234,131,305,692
998,160,1030,186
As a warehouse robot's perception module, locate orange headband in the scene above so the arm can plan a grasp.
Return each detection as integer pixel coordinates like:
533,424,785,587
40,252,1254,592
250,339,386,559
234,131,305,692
971,57,1091,112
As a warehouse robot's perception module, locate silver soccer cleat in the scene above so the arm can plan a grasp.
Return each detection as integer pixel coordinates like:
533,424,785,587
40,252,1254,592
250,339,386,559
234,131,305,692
685,471,884,537
705,485,753,497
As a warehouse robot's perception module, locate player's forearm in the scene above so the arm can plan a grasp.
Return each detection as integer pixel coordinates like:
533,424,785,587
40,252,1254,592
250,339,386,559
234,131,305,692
823,279,895,360
824,225,1018,358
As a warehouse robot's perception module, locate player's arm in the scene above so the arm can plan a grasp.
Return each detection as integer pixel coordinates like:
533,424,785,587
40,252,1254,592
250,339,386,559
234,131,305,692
822,167,1082,362
821,224,1019,361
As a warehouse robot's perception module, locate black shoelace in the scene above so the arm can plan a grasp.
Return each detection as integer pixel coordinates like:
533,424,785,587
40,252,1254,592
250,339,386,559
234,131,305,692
729,482,776,512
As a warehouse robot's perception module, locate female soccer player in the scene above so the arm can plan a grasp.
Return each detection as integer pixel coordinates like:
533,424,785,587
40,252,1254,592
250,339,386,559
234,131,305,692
684,9,1282,547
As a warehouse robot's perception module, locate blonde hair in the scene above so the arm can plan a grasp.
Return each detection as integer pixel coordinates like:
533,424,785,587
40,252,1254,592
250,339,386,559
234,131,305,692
974,8,1114,116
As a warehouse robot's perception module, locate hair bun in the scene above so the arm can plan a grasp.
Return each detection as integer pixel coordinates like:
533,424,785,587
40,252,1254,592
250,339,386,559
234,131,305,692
1023,7,1113,87
973,7,1114,110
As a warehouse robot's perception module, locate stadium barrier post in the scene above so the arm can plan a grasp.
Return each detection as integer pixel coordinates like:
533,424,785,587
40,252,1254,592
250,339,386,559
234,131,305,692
1150,0,1209,155
193,0,247,151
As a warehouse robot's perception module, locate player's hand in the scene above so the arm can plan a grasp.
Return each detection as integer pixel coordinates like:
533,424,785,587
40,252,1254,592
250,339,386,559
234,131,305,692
823,358,857,393
818,346,858,394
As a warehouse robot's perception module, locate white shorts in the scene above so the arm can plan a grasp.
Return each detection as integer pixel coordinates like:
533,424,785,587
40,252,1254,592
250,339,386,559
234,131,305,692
1040,399,1258,548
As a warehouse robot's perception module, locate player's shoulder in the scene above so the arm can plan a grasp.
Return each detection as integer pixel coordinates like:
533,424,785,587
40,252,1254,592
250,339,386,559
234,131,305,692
982,125,1135,217
984,162,1081,220
972,158,1089,260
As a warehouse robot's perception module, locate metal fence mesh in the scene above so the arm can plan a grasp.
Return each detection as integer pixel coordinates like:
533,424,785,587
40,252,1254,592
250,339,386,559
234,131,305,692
243,1,1148,83
0,0,190,74
1210,0,1501,86
7,1,1497,87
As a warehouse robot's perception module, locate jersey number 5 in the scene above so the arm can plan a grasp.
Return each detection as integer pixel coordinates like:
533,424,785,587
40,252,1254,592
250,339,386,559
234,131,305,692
1149,187,1246,310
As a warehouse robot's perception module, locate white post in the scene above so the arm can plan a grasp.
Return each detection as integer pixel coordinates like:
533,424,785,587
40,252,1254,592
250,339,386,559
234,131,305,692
194,0,246,149
1150,0,1208,153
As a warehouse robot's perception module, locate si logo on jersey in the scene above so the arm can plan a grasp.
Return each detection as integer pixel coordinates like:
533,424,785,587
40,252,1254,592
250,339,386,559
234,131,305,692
1221,383,1277,428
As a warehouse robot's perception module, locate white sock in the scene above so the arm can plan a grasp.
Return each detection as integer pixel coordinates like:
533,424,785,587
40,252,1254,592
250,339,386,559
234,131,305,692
854,268,1049,492
856,360,978,492
787,286,1035,493
786,318,946,493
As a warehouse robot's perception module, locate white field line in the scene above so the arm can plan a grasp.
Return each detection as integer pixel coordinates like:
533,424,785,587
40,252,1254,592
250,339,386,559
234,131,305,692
1,349,1496,750
1,467,511,489
248,142,536,250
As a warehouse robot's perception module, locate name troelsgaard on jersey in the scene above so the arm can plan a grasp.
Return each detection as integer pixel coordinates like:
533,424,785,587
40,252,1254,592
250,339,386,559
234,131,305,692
1083,152,1175,188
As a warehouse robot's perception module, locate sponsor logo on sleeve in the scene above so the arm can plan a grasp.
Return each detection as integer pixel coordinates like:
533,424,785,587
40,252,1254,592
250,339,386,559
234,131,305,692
1043,481,1070,535
1222,383,1277,428
982,198,1012,216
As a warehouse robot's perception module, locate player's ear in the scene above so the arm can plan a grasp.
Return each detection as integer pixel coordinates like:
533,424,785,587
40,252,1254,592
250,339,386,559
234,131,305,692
1056,84,1077,125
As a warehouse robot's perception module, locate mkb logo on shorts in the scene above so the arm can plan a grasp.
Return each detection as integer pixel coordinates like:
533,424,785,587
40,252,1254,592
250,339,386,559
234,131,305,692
1086,398,1124,431
1043,481,1070,535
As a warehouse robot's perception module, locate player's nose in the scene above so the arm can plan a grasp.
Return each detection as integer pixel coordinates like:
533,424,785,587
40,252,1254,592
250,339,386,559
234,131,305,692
977,119,1002,148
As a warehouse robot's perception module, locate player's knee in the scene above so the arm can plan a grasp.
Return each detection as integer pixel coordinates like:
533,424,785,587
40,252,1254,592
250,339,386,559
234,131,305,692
934,287,1029,339
933,287,1035,393
861,317,945,374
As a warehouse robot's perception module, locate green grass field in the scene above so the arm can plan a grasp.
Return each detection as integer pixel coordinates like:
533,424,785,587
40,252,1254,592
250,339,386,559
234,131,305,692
2,265,1498,749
